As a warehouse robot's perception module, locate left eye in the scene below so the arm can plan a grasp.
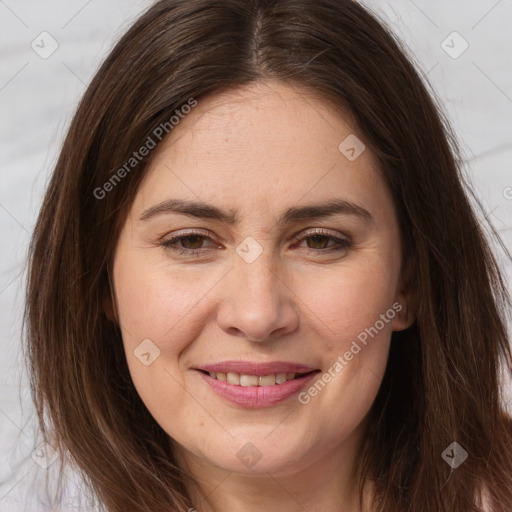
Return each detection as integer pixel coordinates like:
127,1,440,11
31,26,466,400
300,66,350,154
162,233,218,253
160,230,352,256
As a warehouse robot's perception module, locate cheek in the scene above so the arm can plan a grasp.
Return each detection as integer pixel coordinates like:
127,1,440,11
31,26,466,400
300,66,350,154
113,255,208,350
290,254,397,416
112,262,201,436
294,253,400,351
112,251,232,422
112,255,192,396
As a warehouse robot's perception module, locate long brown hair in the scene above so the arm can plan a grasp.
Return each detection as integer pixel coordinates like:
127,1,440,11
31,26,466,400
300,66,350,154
24,0,512,510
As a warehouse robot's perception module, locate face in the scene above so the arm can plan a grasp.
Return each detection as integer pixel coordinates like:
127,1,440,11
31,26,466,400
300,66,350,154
112,80,412,479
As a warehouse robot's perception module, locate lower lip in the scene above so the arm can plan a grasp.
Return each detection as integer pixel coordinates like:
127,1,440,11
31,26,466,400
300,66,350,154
196,370,320,408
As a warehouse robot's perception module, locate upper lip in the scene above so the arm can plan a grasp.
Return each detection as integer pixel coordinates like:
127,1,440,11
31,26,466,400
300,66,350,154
195,360,319,376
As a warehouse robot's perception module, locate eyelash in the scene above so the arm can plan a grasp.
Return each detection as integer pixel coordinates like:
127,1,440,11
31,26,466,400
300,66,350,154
160,228,352,257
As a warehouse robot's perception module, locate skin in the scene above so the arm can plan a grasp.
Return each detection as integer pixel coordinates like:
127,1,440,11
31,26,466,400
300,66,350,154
111,80,415,511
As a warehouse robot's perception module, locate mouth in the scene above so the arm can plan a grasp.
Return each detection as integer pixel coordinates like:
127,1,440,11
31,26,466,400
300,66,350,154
196,369,318,387
193,361,322,408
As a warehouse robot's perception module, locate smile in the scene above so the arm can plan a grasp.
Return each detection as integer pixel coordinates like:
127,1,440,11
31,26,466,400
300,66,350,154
194,363,321,408
199,370,312,386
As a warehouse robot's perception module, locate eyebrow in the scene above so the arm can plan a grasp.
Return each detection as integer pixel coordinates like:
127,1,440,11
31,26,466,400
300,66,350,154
139,198,373,226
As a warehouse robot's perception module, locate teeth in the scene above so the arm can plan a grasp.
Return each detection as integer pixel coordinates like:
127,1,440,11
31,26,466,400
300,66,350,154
275,372,287,384
226,372,240,385
240,375,258,386
258,374,276,386
207,371,300,386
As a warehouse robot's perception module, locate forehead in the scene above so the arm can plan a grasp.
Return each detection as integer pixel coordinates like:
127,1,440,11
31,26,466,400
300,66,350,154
131,80,392,226
167,80,359,160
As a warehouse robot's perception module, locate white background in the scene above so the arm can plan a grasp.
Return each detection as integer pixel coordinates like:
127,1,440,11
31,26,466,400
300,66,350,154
1,0,511,509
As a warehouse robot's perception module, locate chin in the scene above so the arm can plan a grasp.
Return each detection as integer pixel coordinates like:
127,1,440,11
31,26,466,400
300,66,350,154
196,434,315,476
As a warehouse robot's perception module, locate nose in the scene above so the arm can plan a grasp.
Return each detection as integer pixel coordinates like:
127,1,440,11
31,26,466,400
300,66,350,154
216,249,299,343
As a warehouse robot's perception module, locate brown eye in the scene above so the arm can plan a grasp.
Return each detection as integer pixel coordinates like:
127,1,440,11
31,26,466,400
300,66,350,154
161,230,220,256
305,234,332,249
178,235,206,249
292,229,352,255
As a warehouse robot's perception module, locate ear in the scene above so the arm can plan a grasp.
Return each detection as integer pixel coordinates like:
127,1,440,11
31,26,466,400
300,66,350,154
103,293,118,323
392,254,417,332
391,297,416,331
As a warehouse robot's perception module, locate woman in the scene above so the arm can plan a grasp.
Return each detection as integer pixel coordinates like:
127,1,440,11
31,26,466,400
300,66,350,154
25,0,512,510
